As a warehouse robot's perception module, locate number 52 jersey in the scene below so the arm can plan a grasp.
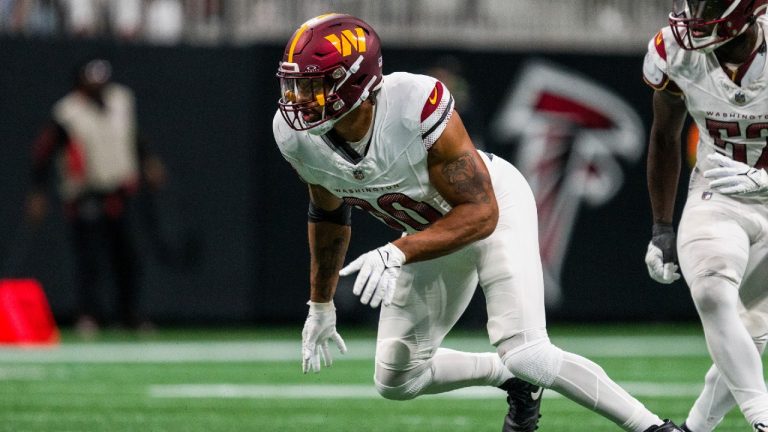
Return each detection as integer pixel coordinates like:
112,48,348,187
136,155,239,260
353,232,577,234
273,71,461,233
643,16,768,173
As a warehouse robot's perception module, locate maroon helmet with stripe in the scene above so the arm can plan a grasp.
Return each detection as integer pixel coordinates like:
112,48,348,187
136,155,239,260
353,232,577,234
277,13,383,135
669,0,768,51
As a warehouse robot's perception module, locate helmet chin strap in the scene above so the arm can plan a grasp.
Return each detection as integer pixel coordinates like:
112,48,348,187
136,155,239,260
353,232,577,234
306,74,381,136
694,20,751,53
698,16,759,53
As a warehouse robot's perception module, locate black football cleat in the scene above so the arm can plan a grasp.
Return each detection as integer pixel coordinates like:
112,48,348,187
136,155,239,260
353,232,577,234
643,420,685,432
680,422,693,432
755,423,768,432
499,377,542,432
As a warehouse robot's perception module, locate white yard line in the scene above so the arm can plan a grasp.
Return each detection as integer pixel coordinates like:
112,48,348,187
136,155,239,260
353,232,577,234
0,335,708,363
0,365,46,380
148,382,707,399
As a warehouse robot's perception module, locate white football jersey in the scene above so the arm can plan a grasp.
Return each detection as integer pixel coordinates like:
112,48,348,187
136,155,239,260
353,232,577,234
273,72,457,233
643,17,768,173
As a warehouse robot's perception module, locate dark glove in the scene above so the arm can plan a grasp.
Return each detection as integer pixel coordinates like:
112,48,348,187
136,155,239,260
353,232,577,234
644,223,681,284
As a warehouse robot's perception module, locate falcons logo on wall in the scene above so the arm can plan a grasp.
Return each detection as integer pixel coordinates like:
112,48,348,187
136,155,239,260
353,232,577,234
491,61,643,307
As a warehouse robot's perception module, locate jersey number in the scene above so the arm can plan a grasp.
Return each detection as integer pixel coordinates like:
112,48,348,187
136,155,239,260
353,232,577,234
705,119,768,168
344,193,442,231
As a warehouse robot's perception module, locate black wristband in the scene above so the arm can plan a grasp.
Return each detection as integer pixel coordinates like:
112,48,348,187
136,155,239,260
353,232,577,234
652,222,674,236
308,201,351,225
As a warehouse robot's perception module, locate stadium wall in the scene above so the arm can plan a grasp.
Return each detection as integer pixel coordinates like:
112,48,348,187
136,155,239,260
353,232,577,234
0,38,696,326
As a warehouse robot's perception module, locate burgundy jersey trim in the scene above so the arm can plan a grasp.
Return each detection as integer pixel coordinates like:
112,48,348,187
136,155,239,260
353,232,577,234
654,31,667,60
422,95,454,139
420,81,444,122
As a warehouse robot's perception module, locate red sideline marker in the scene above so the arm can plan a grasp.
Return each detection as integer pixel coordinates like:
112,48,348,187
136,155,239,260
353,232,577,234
0,279,59,345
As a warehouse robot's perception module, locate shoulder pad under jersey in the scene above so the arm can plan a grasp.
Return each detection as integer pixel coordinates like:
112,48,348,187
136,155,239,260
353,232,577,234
383,72,454,150
643,29,671,91
272,110,315,184
272,110,297,153
643,28,683,95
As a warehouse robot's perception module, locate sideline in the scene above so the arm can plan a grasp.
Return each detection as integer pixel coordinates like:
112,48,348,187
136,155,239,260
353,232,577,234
0,335,708,363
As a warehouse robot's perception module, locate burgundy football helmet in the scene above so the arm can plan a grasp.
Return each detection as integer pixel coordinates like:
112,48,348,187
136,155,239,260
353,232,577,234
277,13,383,135
669,0,768,51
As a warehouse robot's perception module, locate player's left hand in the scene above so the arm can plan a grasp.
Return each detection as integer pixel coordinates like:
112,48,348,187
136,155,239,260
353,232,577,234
704,153,768,196
339,243,405,308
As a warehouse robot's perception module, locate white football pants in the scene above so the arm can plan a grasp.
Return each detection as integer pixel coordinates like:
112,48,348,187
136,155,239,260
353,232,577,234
373,154,664,431
684,278,768,432
678,169,768,428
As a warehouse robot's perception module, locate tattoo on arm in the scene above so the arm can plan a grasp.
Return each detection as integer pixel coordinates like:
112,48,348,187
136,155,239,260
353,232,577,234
441,152,491,203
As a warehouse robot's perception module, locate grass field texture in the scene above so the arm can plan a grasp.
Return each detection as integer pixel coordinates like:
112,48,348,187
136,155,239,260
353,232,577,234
0,324,763,432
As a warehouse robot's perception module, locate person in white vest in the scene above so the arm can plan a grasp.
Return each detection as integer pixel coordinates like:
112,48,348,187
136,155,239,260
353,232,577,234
25,58,166,336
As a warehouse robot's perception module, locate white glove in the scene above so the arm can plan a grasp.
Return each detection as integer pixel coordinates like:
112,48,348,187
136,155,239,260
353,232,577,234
703,153,768,196
645,243,681,284
301,301,347,374
339,243,405,308
644,223,681,284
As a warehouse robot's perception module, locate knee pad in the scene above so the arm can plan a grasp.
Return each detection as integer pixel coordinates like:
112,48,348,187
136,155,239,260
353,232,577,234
374,367,432,401
501,338,563,388
374,337,428,400
375,338,414,372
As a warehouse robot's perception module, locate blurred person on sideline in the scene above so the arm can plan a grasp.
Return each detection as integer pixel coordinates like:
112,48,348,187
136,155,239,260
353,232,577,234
25,58,167,336
273,13,684,432
643,1,768,431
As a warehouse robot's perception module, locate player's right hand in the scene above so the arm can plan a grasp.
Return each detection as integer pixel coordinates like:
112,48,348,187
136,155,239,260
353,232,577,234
644,223,681,284
301,301,347,374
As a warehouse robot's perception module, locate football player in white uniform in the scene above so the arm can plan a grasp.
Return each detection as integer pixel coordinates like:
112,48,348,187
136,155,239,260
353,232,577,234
643,1,768,431
274,13,683,432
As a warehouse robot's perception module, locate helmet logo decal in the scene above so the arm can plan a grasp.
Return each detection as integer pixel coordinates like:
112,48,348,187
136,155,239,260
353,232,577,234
305,65,320,72
324,28,367,57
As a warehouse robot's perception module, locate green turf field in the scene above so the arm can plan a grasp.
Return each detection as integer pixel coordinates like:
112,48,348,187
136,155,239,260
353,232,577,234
0,323,762,431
